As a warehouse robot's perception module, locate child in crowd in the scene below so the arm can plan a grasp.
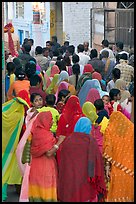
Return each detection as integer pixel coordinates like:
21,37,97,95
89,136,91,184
102,95,112,116
56,89,70,114
94,99,109,126
37,94,60,136
109,88,122,115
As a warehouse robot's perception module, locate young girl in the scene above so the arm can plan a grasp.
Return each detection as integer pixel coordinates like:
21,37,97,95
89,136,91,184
109,88,122,115
102,95,112,116
16,93,44,202
56,89,70,114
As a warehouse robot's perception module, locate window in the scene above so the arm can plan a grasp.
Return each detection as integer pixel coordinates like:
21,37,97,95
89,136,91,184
16,2,24,18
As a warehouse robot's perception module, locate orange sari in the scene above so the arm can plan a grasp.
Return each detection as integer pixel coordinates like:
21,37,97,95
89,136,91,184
103,111,134,202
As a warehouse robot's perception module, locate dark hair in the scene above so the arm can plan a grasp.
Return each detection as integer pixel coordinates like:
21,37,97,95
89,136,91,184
57,55,63,61
90,49,98,59
64,41,69,46
102,39,109,47
57,89,70,103
30,74,42,86
46,40,51,45
72,54,79,64
72,64,80,89
63,56,71,66
30,93,42,103
101,50,109,58
77,44,84,52
28,39,34,45
46,94,56,106
109,88,120,101
55,60,66,72
42,47,49,53
116,41,123,50
24,44,31,53
119,53,128,60
94,99,104,110
6,62,16,75
53,49,60,57
25,62,36,79
15,69,26,80
112,68,120,79
66,45,75,55
35,46,43,54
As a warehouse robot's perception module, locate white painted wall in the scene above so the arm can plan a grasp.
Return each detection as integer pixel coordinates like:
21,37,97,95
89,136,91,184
62,2,93,49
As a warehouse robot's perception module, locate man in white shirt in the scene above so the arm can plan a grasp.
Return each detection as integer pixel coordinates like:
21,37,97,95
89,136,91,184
77,44,90,74
115,41,129,59
100,39,115,62
83,41,91,56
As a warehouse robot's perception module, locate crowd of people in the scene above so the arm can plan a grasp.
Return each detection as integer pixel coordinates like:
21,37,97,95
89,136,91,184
2,23,134,202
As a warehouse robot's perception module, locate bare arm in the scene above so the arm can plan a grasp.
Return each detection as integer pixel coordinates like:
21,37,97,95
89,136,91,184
46,135,66,157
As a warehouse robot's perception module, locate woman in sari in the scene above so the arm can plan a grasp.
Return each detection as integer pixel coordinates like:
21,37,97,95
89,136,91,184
56,95,84,165
78,79,109,107
86,88,100,104
76,64,94,93
46,65,60,88
16,93,44,202
114,79,130,103
58,117,106,202
28,111,65,202
2,97,30,201
82,101,109,154
46,74,59,95
103,111,134,202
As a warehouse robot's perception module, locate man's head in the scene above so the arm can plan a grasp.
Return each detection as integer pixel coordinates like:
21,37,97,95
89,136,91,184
46,41,52,49
42,47,50,58
101,39,109,48
90,49,98,59
77,44,84,53
83,42,89,52
35,46,43,55
24,44,31,53
116,41,124,52
28,39,34,47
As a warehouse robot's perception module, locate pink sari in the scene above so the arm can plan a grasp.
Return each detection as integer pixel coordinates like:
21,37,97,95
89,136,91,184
91,125,103,154
55,81,69,103
16,108,38,202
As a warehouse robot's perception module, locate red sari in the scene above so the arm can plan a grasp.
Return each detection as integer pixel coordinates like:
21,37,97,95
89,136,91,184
58,132,106,202
56,95,84,165
28,112,58,202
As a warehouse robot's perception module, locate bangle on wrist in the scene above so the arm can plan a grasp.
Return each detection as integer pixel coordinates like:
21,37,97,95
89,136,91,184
54,144,59,150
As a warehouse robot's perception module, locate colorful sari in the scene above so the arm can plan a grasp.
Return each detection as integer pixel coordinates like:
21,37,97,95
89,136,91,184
86,88,100,104
58,117,106,202
2,97,30,201
46,65,60,88
46,74,59,95
28,112,58,202
78,79,109,107
82,102,109,154
103,111,134,202
16,108,38,202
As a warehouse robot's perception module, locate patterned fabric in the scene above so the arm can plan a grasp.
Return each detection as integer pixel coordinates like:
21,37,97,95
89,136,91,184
103,111,134,202
114,60,134,87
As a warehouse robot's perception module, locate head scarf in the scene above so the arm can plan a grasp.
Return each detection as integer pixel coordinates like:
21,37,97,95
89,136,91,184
115,79,131,103
92,72,102,81
74,117,92,134
57,71,69,84
31,111,56,157
50,65,60,77
46,74,59,94
78,79,108,107
86,88,100,104
82,102,98,124
4,23,17,57
56,95,83,137
83,64,94,74
55,81,69,103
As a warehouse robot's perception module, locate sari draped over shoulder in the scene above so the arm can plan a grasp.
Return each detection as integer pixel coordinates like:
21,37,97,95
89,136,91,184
28,112,57,202
58,132,106,202
2,97,30,201
103,111,134,202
